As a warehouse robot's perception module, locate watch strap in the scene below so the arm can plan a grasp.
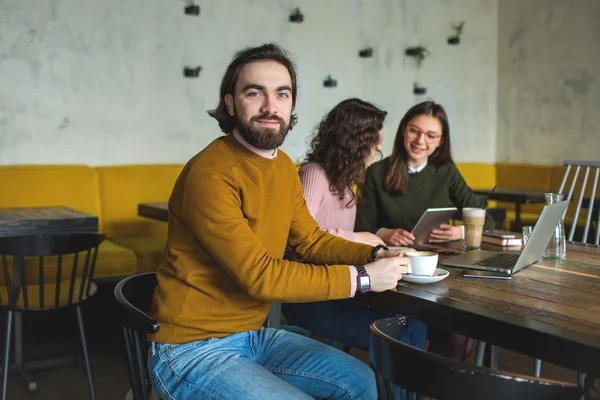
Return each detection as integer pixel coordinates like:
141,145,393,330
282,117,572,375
355,264,370,294
371,244,389,261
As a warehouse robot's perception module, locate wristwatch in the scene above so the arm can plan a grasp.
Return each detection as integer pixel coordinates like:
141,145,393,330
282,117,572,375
355,265,371,294
371,244,389,261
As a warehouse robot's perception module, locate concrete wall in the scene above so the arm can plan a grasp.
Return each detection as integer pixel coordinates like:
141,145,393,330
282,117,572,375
497,0,600,164
0,0,498,165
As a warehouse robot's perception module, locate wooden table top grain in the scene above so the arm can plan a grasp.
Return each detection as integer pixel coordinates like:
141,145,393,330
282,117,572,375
0,206,98,237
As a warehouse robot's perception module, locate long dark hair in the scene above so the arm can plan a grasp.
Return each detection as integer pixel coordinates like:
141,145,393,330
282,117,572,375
306,98,387,204
208,43,299,133
385,101,453,194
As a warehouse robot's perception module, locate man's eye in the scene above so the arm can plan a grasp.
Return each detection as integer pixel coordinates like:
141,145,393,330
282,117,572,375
278,92,289,98
248,92,260,97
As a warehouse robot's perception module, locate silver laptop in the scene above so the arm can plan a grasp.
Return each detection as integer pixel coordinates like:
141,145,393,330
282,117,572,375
442,200,569,274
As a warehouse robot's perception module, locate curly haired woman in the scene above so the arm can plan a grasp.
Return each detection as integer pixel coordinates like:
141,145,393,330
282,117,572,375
282,98,427,358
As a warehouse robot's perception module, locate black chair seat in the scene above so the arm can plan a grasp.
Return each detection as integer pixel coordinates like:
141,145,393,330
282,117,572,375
370,316,584,400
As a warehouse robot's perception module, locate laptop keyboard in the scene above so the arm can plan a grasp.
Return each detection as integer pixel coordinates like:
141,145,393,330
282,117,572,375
474,253,519,269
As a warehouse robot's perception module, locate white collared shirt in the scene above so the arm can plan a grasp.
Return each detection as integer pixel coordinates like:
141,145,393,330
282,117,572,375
408,158,428,173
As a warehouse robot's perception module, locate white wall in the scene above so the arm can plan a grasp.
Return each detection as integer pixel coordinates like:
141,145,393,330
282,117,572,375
0,0,498,166
497,0,600,164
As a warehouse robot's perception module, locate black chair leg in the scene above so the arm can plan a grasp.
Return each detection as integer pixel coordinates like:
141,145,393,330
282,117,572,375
76,306,96,400
2,311,13,400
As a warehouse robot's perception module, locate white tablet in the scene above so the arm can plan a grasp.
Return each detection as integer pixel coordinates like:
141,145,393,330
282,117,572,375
411,207,458,244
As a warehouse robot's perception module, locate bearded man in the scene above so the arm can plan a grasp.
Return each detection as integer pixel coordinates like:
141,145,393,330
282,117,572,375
147,43,409,400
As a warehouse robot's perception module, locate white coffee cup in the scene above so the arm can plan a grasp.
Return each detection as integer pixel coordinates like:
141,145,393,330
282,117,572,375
406,251,438,276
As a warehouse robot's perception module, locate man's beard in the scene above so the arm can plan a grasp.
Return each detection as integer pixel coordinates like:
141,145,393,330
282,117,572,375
235,112,289,150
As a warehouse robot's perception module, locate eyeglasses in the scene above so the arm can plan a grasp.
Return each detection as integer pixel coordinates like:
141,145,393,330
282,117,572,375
406,125,442,144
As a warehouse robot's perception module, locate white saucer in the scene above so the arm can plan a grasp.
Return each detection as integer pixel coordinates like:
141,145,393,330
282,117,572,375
401,268,449,284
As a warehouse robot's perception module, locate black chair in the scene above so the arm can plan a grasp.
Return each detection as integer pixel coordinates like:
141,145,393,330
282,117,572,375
0,233,105,400
114,272,160,400
370,316,584,400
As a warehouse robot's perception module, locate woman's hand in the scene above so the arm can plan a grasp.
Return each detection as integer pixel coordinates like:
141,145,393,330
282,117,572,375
354,232,386,246
378,228,415,246
429,224,462,243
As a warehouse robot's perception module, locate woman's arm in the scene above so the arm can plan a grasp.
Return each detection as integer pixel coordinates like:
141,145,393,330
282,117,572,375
299,164,355,241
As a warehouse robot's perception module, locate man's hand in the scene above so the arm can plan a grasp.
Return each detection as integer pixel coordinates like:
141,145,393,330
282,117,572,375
378,228,415,246
429,224,462,243
364,256,409,292
354,232,386,246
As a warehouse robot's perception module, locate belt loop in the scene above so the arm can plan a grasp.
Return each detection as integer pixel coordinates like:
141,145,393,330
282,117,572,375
151,341,157,356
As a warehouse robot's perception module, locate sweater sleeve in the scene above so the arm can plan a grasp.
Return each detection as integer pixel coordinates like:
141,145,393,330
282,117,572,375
299,164,355,241
448,163,496,231
355,163,381,233
181,165,371,303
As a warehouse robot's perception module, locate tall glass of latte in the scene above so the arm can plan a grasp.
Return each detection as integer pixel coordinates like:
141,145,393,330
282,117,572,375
463,208,486,250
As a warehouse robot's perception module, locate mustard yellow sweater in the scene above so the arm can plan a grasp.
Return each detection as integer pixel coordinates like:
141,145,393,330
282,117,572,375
149,135,373,344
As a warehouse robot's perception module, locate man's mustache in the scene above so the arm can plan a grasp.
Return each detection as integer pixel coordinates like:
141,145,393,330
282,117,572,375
250,114,284,124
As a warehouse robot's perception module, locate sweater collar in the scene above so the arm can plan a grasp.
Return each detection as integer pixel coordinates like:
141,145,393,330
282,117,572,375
232,129,278,159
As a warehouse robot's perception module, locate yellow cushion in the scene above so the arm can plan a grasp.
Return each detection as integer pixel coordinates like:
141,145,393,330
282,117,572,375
1,279,97,309
0,165,101,218
0,240,136,285
96,165,183,237
96,240,138,278
110,234,167,273
455,163,497,189
495,163,554,215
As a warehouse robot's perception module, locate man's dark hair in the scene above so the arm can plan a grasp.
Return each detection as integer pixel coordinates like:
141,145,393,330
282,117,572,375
208,43,299,133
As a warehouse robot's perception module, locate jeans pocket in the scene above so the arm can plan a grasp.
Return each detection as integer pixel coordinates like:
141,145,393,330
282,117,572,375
152,370,176,400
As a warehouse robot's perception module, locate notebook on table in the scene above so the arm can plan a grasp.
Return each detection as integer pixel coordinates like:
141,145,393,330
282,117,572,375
442,200,569,274
481,231,523,247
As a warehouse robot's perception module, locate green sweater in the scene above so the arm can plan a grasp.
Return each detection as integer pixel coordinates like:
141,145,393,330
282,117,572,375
355,158,495,233
149,134,373,344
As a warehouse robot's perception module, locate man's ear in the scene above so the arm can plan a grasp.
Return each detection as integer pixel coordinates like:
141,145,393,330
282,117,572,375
225,94,234,116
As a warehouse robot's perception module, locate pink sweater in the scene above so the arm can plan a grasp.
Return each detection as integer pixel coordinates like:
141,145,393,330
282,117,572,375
299,162,356,242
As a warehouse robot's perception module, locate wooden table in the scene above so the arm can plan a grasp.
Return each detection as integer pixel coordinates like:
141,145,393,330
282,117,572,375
138,202,168,222
363,240,600,382
473,188,547,230
0,206,98,237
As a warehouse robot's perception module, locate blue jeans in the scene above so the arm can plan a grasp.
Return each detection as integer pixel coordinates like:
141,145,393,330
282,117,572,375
148,327,377,399
282,300,428,400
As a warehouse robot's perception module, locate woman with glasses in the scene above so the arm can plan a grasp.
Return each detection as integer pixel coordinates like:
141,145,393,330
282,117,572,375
355,100,494,360
355,100,494,247
282,98,427,357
